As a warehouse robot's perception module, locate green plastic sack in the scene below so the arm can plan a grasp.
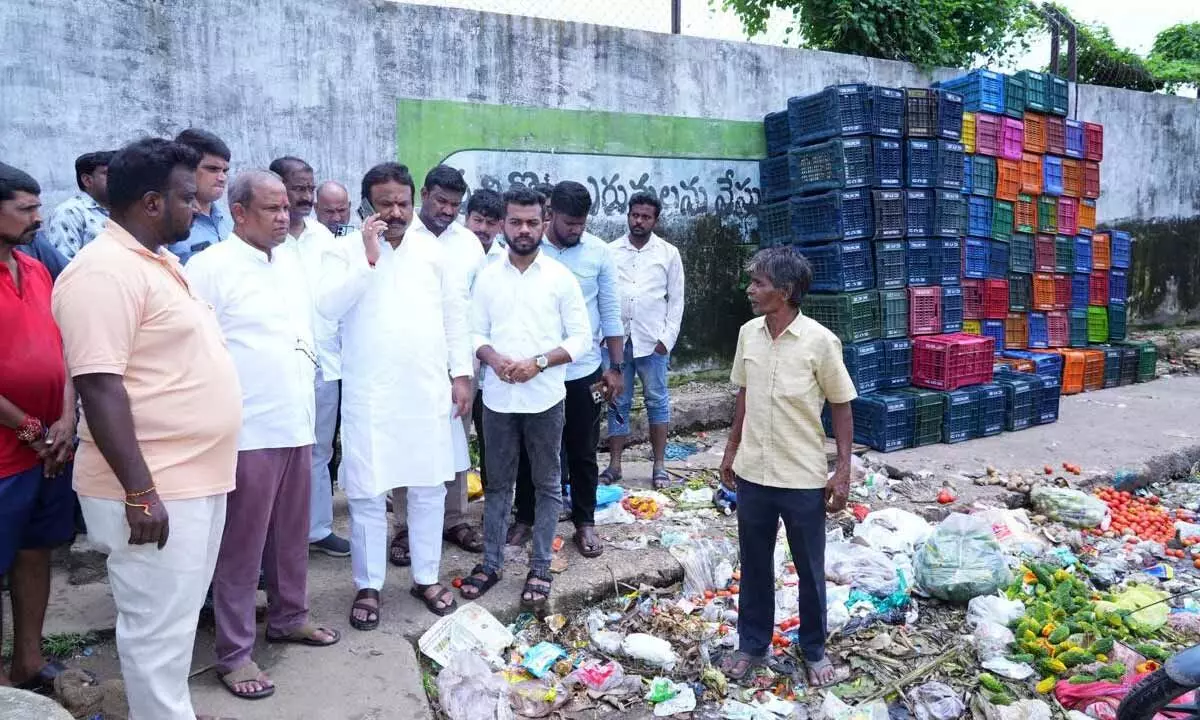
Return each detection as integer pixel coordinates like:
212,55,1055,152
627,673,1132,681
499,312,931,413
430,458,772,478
1095,585,1169,634
914,514,1012,603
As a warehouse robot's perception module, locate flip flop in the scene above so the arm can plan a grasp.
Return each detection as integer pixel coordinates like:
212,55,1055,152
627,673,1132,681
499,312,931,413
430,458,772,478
411,583,458,617
718,651,765,682
16,661,82,695
506,522,533,546
651,468,673,489
265,623,341,647
599,468,622,485
388,532,411,567
520,570,553,612
219,661,275,700
805,655,842,688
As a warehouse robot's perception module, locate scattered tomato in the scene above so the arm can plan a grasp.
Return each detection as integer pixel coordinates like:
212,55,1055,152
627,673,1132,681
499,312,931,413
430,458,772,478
552,536,564,552
937,488,955,504
704,590,716,600
451,577,463,588
1044,465,1054,475
729,584,740,594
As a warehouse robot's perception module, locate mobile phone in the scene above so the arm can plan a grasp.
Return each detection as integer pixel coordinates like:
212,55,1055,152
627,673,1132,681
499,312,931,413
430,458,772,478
357,198,376,222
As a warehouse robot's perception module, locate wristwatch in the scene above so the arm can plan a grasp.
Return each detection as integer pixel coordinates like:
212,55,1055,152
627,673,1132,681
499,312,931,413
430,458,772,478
610,362,625,374
535,355,549,372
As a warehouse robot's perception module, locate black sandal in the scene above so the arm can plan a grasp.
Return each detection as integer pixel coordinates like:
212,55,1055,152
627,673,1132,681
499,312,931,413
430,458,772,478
521,569,552,612
349,588,380,631
443,523,484,553
719,650,765,681
506,522,533,546
388,533,411,567
459,564,501,600
411,583,458,617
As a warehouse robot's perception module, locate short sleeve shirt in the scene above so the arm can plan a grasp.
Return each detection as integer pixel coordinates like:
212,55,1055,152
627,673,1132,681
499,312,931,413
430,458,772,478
730,311,857,489
51,221,243,501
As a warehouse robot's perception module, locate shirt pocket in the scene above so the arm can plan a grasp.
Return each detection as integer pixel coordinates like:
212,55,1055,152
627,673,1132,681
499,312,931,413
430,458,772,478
773,352,817,401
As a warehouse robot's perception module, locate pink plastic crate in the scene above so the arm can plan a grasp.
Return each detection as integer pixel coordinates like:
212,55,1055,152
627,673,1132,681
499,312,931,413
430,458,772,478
1084,122,1104,162
912,333,996,391
1057,196,1078,236
1000,117,1025,161
909,286,943,335
962,279,984,320
975,113,1002,157
1047,310,1068,347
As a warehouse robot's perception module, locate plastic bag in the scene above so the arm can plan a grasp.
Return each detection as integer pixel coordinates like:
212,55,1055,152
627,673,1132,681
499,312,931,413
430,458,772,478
564,659,625,693
820,692,889,720
622,633,679,670
982,657,1035,680
971,507,1048,553
911,682,964,720
467,470,483,500
994,700,1051,720
654,684,696,716
1095,584,1170,634
596,484,624,508
595,502,636,525
827,584,851,632
670,538,738,596
854,508,933,555
436,651,514,720
913,514,1011,603
509,678,568,717
826,542,901,596
521,642,565,678
966,595,1025,629
1030,486,1108,528
971,621,1014,661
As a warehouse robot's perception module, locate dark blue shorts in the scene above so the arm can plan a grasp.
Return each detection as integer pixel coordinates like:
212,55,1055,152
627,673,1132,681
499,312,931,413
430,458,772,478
0,463,76,574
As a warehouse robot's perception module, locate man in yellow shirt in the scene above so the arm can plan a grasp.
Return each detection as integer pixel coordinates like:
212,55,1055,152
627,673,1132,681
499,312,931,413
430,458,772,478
719,246,856,688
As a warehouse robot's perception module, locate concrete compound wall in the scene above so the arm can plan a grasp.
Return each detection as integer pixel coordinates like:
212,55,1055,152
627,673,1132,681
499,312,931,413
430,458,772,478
4,0,1199,343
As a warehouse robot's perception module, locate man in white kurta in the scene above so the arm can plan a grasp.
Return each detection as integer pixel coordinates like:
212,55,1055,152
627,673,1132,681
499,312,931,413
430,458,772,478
318,163,472,624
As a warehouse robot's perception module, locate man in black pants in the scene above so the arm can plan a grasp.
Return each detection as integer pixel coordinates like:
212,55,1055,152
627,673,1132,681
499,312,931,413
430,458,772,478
509,182,623,558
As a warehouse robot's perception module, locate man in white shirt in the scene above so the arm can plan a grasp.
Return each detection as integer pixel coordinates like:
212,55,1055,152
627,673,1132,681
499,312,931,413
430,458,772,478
465,188,505,264
185,170,340,702
315,180,353,236
270,156,351,559
602,192,685,489
458,187,590,610
389,166,485,567
319,162,472,625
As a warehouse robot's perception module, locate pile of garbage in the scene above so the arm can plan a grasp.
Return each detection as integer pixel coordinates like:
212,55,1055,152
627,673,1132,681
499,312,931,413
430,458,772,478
425,453,1200,719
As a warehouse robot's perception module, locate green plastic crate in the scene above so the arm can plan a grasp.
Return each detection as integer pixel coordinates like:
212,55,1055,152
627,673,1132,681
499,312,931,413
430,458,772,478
971,155,997,197
1117,340,1158,382
1015,70,1049,112
1003,72,1026,119
1109,303,1128,341
878,289,909,339
1055,235,1074,274
896,388,944,446
802,291,880,343
1048,74,1069,116
1087,306,1108,343
1037,195,1058,234
991,200,1014,242
1010,232,1034,274
1068,309,1088,347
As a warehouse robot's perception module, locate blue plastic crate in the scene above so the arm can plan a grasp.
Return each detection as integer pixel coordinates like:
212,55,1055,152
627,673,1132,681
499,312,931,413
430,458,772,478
1065,119,1085,159
967,196,992,237
1069,308,1088,347
942,388,978,443
982,318,1006,351
963,238,989,279
996,374,1037,430
942,286,964,332
842,340,884,394
756,198,798,247
905,139,934,188
972,383,1007,436
1028,311,1049,348
1010,233,1035,274
871,189,905,240
872,139,904,188
793,189,874,243
764,110,792,157
1111,230,1133,269
933,141,965,190
933,190,967,237
938,238,961,286
936,90,964,141
1043,155,1064,196
760,154,793,202
1110,302,1128,341
868,86,906,138
938,70,1005,114
905,190,933,238
873,240,907,290
962,156,974,195
847,393,915,452
803,241,876,292
1074,235,1093,273
789,84,873,146
1071,272,1090,309
1049,74,1070,116
1109,269,1128,304
881,338,912,388
790,137,876,195
1033,374,1062,424
1002,350,1062,379
906,239,937,286
988,240,1009,279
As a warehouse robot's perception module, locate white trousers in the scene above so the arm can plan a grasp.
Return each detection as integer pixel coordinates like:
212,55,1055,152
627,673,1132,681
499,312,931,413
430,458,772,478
348,483,445,588
309,375,340,542
81,494,226,720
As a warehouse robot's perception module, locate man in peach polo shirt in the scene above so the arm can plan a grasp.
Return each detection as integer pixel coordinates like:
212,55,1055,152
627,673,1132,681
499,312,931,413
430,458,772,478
52,138,242,720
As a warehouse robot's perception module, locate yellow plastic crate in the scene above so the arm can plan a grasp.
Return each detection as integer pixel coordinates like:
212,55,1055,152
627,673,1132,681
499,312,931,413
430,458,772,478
963,319,982,335
962,112,976,154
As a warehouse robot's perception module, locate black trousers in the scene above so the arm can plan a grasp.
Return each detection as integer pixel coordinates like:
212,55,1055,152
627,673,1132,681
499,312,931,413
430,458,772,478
514,368,602,526
472,389,487,489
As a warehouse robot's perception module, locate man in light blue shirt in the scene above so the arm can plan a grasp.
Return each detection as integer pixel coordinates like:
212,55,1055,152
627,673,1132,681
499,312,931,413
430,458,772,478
168,128,233,263
509,181,623,559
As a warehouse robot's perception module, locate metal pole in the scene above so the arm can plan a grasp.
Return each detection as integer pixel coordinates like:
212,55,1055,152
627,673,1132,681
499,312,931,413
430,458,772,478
671,0,681,34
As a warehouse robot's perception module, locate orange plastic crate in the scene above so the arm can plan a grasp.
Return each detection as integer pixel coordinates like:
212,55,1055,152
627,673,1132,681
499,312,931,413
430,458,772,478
1020,153,1043,195
1092,232,1111,270
1023,112,1048,154
962,112,976,154
1078,199,1096,233
1062,158,1083,198
1032,273,1056,310
1083,161,1100,199
997,356,1034,373
995,158,1020,202
1080,349,1105,390
1005,313,1028,349
1051,349,1086,393
1014,194,1037,234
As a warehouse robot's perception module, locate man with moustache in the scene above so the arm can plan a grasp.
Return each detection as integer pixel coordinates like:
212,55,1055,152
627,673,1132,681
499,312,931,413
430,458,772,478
168,128,232,263
53,138,242,720
269,157,350,559
316,181,353,235
186,170,340,700
0,163,77,693
319,162,472,624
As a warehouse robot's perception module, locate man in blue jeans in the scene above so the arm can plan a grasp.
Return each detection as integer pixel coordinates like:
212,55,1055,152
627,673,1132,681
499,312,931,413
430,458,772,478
602,192,685,489
718,246,856,688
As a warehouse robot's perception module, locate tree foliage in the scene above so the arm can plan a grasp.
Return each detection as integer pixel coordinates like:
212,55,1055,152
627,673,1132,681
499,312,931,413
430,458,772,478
1147,22,1200,93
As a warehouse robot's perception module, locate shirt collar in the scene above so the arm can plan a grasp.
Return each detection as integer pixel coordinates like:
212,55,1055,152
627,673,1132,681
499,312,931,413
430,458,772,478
104,219,192,290
503,247,545,273
227,233,274,264
752,310,807,338
78,193,107,213
619,232,659,250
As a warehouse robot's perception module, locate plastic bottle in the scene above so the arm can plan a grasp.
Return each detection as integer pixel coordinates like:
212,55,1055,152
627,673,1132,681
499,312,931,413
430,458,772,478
713,486,737,515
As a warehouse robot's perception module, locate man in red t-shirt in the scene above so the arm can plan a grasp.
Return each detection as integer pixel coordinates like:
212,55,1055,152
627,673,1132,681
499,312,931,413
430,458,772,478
0,163,77,691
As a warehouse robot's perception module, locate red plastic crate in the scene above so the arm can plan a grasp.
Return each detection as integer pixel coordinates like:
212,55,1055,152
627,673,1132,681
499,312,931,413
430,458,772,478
1047,310,1068,347
975,113,1002,157
1032,273,1056,311
1035,234,1056,272
1001,117,1024,160
1053,273,1071,310
1090,271,1109,306
1019,153,1043,195
1083,122,1104,162
1083,161,1100,199
962,279,984,319
908,286,943,335
1062,158,1082,198
1057,196,1078,236
983,279,1009,319
995,158,1020,202
1046,115,1066,155
912,333,996,391
1023,113,1047,154
1092,232,1111,270
1005,313,1028,349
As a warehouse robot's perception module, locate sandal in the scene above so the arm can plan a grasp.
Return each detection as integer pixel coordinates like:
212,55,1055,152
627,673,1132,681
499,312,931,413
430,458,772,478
411,582,458,617
16,661,86,695
651,468,672,490
719,650,765,682
219,661,275,700
805,655,841,688
444,523,484,553
520,569,552,612
506,522,533,546
459,564,501,600
573,524,603,558
349,588,380,631
599,467,622,485
266,623,341,647
388,532,411,567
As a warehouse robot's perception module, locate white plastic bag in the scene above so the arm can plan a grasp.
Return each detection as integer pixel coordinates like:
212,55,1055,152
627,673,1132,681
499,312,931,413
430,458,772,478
972,507,1048,553
854,508,933,554
622,633,679,671
995,699,1052,720
825,542,900,596
1030,486,1108,528
966,594,1025,629
670,538,738,596
971,621,1015,661
436,651,515,720
595,502,636,525
912,682,965,720
820,692,889,720
826,583,851,632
